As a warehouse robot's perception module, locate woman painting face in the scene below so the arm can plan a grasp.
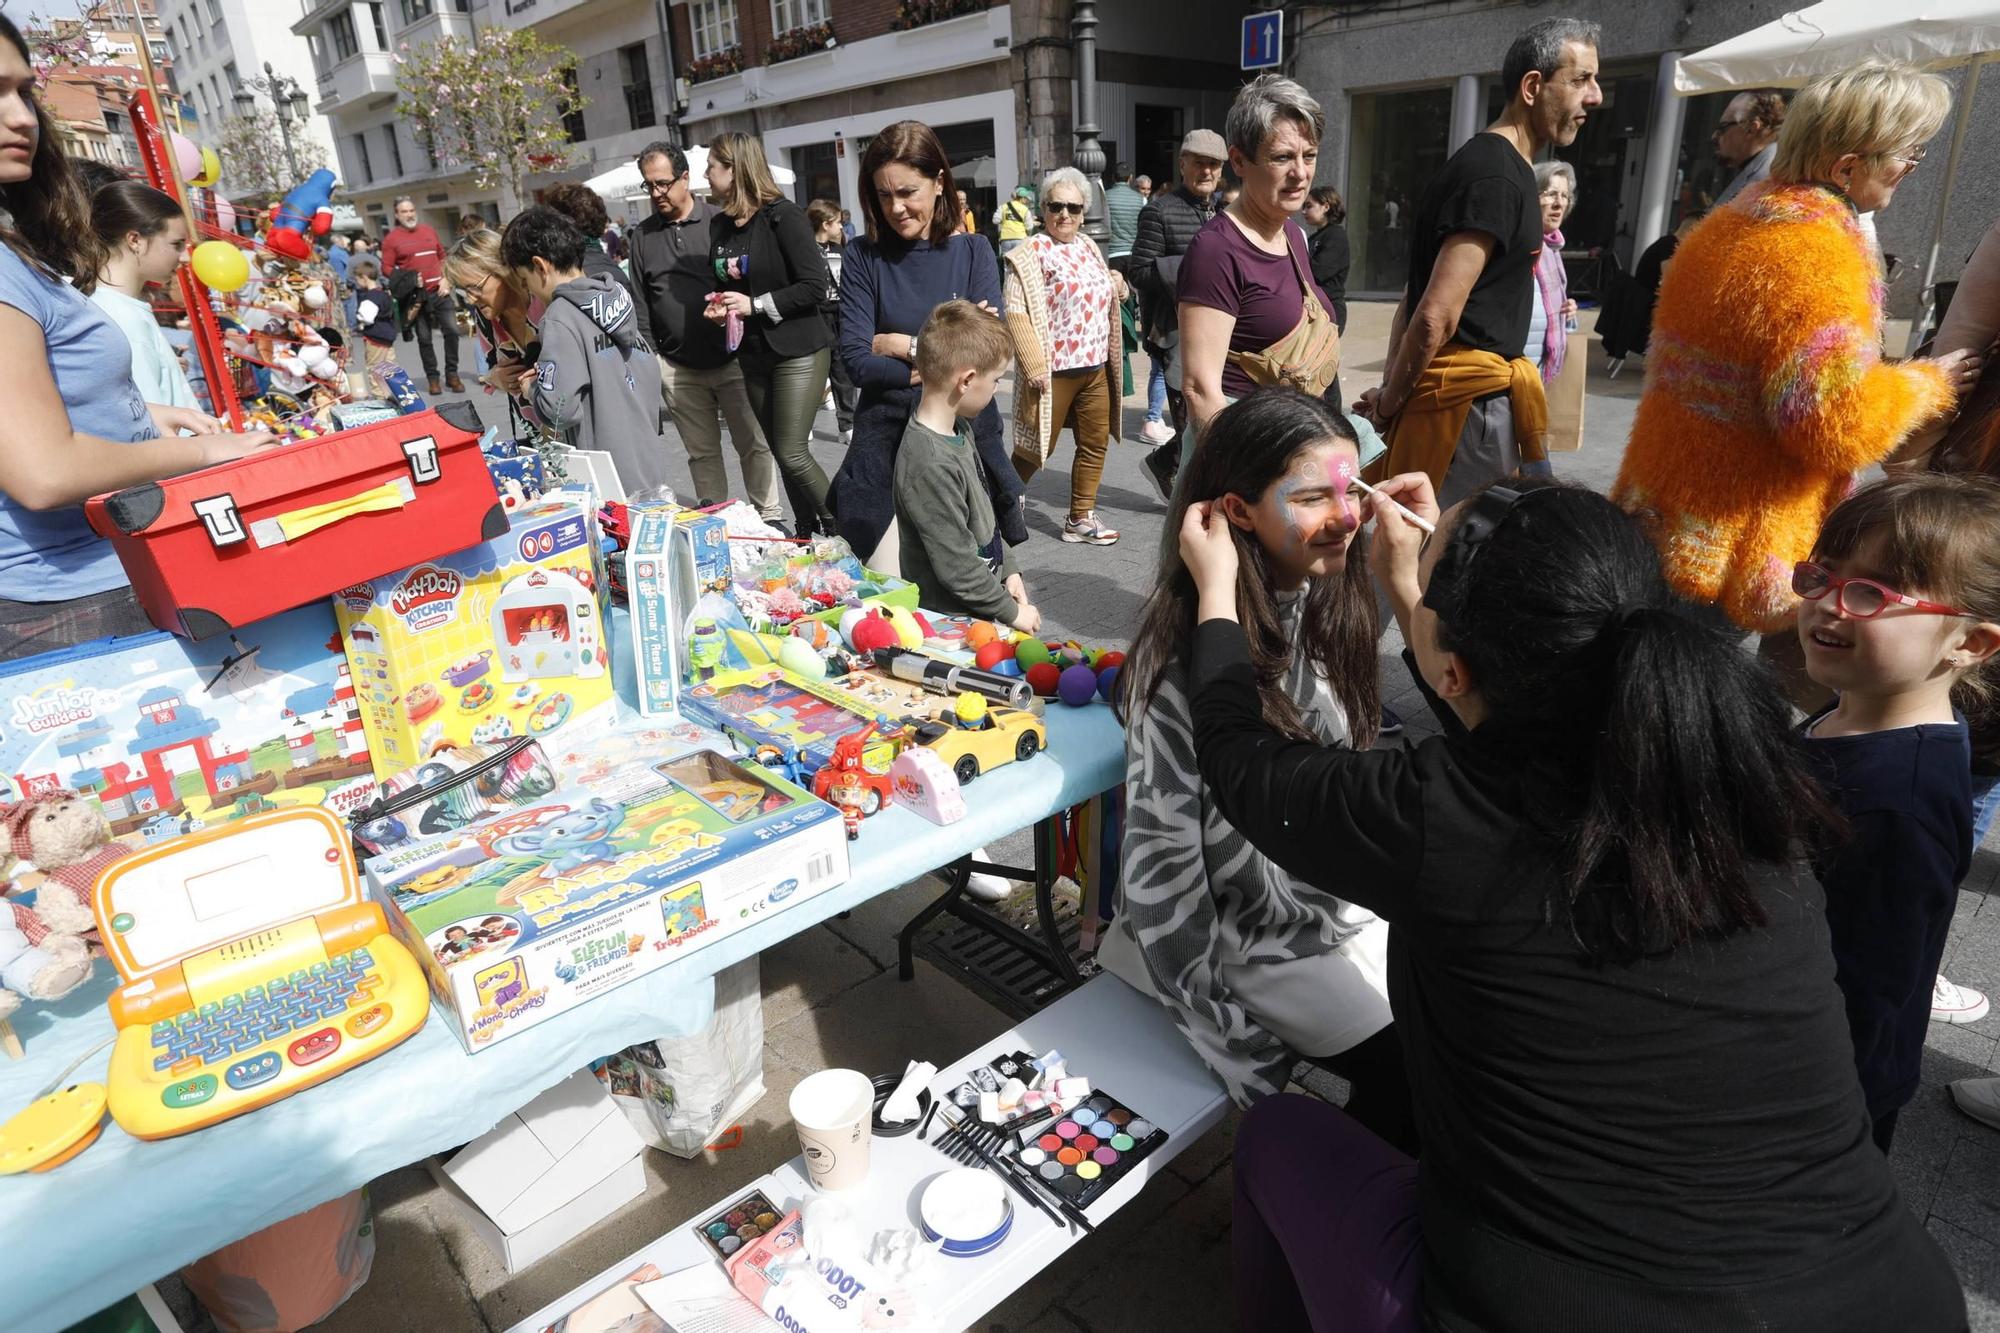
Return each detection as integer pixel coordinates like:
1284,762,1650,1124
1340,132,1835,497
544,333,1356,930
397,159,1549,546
872,160,941,241
1043,182,1086,243
0,38,39,188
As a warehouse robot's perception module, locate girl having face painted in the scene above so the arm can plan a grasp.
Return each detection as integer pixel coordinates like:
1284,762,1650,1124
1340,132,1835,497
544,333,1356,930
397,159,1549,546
1102,388,1413,1144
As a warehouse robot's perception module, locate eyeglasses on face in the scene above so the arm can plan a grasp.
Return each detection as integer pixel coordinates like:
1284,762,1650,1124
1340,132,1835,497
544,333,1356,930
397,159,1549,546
642,175,684,194
1891,145,1928,168
1791,560,1971,620
1713,118,1749,133
1045,200,1085,216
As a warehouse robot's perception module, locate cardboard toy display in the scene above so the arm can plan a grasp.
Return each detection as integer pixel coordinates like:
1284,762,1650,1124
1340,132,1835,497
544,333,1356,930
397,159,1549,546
0,602,379,849
676,667,901,783
332,498,614,778
364,741,848,1052
86,403,507,640
622,505,686,720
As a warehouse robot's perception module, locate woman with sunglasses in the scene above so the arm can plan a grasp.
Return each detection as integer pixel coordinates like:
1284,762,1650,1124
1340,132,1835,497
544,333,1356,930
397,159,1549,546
1001,166,1126,545
1178,470,1965,1330
1614,61,1977,695
1794,474,2000,1151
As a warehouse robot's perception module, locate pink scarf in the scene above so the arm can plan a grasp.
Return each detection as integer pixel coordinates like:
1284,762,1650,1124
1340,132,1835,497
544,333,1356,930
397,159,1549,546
1536,227,1566,385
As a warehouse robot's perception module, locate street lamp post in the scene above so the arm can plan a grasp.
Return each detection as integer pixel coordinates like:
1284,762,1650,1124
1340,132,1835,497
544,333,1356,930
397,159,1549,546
233,60,310,182
1071,0,1109,245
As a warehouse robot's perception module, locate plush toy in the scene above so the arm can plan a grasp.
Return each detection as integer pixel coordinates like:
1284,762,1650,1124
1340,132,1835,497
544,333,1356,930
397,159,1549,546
0,912,91,1016
266,169,337,261
4,790,132,940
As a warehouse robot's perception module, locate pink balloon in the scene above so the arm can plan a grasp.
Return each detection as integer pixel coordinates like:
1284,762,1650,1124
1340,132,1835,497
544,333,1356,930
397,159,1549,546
171,132,201,182
214,198,236,231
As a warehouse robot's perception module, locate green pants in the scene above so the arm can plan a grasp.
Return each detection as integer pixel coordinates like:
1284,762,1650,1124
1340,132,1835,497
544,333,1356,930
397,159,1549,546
744,347,836,536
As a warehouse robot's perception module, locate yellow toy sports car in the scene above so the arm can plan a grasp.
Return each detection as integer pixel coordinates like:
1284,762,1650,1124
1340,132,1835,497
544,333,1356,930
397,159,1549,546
907,703,1046,785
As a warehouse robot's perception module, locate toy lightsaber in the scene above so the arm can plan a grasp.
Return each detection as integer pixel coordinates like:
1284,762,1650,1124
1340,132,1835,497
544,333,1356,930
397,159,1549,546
873,648,1032,709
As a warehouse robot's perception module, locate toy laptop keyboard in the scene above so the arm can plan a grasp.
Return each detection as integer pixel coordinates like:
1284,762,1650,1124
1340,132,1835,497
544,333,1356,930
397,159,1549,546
93,806,429,1139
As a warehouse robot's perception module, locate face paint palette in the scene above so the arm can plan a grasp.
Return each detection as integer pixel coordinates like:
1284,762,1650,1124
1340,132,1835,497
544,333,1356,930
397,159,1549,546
1010,1089,1165,1209
692,1188,784,1260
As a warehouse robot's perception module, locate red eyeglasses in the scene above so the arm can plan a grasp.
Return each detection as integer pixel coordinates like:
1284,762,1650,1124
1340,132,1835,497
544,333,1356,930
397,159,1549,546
1791,561,1973,620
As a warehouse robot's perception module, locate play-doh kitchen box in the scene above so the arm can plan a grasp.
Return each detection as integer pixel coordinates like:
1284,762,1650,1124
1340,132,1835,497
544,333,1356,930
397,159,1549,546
332,499,614,778
362,740,848,1052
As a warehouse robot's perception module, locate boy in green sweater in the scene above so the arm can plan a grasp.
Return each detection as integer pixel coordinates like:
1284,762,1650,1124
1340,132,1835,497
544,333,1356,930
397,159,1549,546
895,301,1041,633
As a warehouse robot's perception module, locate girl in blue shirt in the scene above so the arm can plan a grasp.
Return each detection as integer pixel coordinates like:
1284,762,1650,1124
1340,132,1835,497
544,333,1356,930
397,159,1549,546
0,17,271,659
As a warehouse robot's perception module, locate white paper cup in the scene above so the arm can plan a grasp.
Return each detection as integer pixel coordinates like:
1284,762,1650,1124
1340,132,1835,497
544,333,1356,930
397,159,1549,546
790,1068,874,1191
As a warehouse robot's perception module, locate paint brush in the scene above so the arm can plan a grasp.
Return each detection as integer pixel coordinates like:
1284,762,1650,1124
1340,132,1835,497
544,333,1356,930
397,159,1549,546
936,1107,1069,1232
956,1114,1098,1236
1348,474,1436,534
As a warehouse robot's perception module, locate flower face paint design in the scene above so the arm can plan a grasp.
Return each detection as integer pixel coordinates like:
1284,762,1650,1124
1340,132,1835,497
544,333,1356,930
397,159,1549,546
1327,454,1359,532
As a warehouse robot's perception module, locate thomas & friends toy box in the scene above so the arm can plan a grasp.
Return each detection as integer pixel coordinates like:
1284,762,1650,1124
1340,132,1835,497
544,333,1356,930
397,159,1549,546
333,500,614,778
0,602,379,854
363,741,849,1052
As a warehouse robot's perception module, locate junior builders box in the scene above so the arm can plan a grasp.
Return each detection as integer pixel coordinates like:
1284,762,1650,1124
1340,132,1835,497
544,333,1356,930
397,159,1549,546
364,743,848,1051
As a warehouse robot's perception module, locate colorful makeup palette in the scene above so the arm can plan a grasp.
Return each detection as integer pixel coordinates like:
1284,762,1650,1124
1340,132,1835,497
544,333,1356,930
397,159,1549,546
1010,1090,1164,1209
692,1188,783,1260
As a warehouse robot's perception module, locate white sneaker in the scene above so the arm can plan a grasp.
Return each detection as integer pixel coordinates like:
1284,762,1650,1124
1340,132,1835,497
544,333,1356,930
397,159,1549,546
1139,418,1176,446
965,847,1012,902
1933,973,1990,1024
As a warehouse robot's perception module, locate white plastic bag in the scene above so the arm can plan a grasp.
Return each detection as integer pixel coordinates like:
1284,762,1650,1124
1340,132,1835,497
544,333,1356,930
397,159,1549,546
592,957,765,1157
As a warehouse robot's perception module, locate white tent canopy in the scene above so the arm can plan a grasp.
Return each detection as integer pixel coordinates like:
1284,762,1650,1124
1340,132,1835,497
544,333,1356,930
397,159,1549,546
1675,1,2000,92
1675,2,2000,347
581,148,795,202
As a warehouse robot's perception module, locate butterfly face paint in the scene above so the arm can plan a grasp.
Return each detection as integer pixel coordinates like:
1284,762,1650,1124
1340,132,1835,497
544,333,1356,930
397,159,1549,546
1327,454,1360,532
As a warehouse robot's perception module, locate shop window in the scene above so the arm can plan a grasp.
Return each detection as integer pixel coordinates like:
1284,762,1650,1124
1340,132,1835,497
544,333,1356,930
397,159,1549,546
689,0,741,61
1346,85,1452,293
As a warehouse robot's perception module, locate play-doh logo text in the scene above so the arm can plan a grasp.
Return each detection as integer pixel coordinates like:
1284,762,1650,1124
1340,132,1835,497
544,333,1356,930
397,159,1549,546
389,565,463,632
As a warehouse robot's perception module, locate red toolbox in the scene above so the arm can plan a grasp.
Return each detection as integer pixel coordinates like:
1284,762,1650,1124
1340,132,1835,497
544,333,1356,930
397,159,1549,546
86,402,506,639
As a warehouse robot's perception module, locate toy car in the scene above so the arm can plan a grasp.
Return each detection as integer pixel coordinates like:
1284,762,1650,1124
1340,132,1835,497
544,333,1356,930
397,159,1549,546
906,703,1045,785
811,724,897,817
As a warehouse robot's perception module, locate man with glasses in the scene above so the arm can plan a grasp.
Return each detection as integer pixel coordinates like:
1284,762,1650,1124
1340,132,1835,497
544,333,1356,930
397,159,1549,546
626,141,782,518
1712,89,1786,208
1129,128,1227,496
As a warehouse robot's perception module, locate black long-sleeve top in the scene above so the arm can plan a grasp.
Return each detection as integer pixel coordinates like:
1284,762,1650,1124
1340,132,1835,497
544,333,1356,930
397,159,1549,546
709,198,833,364
1804,710,1973,1121
1187,618,1965,1333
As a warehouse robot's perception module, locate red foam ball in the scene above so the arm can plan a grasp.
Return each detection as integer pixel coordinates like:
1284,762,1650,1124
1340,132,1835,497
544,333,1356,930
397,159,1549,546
1094,650,1126,672
974,640,1015,670
1026,662,1062,697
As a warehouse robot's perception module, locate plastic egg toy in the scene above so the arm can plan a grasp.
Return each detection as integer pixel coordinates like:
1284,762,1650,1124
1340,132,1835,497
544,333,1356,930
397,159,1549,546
778,635,827,681
791,618,834,652
974,640,1014,671
1055,642,1090,668
965,621,998,650
1014,638,1052,672
1057,664,1098,707
1097,664,1121,702
1026,662,1061,697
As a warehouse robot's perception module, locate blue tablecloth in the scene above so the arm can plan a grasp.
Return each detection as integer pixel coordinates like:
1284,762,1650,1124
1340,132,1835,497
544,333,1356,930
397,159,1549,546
5,609,1125,1332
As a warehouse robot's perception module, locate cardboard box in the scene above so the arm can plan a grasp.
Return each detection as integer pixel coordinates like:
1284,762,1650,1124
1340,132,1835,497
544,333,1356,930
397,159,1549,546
427,1071,647,1273
365,741,848,1052
0,602,378,849
623,506,683,719
333,500,615,777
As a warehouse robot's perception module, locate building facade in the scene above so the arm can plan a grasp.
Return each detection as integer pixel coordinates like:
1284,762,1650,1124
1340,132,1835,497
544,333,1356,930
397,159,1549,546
293,0,678,236
161,0,338,198
1294,0,1996,317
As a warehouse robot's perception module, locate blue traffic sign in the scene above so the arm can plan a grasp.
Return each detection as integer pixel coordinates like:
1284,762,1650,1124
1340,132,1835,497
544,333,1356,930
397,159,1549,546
1241,11,1283,71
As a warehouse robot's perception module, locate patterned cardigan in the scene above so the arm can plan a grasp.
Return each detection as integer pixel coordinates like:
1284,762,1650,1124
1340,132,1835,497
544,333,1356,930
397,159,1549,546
1611,182,1954,633
1000,236,1123,466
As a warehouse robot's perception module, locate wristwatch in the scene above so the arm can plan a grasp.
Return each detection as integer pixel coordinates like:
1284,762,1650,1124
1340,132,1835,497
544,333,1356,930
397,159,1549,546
908,334,919,362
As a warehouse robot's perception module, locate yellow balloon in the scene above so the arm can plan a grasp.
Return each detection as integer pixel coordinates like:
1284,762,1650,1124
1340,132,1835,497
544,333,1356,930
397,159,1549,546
192,146,221,189
190,240,249,292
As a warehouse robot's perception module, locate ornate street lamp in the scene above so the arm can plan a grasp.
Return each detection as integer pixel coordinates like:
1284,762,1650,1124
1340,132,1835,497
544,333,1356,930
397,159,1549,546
1071,0,1108,244
233,60,311,181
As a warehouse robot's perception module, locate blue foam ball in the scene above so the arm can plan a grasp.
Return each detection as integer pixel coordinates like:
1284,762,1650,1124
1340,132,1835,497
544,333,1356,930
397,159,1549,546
1058,663,1098,707
1096,664,1120,702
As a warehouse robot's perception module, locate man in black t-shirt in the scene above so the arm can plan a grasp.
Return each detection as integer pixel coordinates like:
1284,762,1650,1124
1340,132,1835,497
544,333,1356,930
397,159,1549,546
1360,17,1601,505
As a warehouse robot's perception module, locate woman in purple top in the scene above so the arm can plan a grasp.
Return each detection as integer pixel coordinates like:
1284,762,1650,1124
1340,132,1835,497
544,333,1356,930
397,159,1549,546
1179,74,1340,458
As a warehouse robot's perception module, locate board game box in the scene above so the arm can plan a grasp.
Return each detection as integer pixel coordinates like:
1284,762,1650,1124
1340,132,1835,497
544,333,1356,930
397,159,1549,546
0,602,378,854
363,741,848,1052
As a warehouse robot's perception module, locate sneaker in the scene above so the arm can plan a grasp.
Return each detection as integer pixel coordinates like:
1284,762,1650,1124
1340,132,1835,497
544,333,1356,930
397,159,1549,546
1933,974,1990,1024
1142,443,1178,504
1062,511,1120,545
1140,418,1176,446
1951,1075,2000,1130
965,847,1012,902
1378,706,1406,739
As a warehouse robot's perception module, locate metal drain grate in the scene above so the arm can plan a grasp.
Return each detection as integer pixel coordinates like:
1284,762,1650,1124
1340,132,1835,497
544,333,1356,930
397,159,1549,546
911,881,1099,1019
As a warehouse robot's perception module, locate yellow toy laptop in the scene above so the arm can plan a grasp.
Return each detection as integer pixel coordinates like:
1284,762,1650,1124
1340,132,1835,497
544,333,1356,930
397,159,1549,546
93,806,429,1139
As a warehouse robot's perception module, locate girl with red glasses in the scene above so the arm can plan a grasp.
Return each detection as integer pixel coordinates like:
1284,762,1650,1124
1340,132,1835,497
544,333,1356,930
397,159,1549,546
1797,473,2000,1153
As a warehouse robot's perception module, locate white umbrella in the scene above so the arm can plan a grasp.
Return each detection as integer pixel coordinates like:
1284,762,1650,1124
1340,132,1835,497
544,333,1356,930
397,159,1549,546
1675,2,2000,345
955,155,998,189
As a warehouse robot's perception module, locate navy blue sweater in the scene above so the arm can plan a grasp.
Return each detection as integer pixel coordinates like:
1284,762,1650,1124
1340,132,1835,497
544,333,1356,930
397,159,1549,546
1805,710,1974,1120
827,232,1024,558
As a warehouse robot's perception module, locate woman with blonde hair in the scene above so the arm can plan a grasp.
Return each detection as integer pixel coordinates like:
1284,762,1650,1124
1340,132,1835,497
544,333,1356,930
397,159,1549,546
704,132,837,535
443,227,541,401
1003,165,1126,545
1615,60,1981,653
